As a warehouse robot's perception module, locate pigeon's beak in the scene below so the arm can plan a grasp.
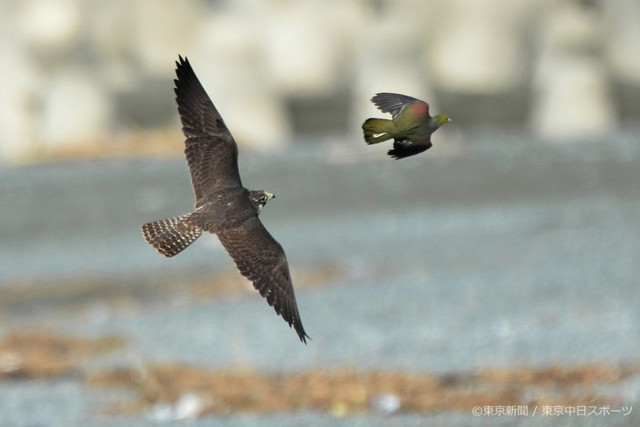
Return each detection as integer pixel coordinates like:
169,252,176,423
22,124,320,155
446,117,452,122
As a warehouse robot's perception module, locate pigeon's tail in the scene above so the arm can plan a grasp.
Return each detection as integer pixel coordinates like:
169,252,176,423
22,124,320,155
142,213,203,257
362,118,395,144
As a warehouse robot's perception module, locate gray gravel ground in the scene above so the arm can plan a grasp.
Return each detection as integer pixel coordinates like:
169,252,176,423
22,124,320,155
0,132,639,425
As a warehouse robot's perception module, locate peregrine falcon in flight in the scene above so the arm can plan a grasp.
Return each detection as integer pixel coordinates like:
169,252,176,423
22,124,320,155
142,56,309,343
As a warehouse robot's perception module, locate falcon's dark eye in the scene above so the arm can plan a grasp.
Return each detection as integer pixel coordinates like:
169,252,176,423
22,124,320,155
260,195,269,204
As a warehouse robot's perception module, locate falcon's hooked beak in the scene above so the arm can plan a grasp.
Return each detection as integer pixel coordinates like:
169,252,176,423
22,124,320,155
266,192,275,200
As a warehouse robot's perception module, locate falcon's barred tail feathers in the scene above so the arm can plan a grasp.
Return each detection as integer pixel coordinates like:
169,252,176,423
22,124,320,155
362,118,394,144
142,214,203,257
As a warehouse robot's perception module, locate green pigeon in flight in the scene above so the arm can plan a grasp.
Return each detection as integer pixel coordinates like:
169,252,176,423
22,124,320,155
362,92,451,159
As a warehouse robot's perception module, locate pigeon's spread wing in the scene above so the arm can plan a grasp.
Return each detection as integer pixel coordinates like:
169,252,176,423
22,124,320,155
217,217,309,343
371,92,426,118
174,56,242,204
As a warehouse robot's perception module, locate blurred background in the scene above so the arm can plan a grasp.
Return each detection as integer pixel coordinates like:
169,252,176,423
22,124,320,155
0,0,639,425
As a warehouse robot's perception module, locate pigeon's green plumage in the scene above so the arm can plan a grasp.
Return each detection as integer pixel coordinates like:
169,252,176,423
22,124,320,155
362,93,451,159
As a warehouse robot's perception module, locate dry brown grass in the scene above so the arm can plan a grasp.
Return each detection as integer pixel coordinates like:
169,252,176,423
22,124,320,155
0,330,636,418
0,331,124,379
87,362,637,416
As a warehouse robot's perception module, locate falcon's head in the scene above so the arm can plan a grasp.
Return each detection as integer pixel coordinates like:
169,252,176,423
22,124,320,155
249,190,275,212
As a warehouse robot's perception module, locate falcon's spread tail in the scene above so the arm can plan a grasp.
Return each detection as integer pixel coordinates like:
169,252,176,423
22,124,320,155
362,118,395,144
142,214,202,257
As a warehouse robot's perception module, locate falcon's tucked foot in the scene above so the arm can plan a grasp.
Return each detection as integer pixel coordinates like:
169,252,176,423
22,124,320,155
142,214,202,257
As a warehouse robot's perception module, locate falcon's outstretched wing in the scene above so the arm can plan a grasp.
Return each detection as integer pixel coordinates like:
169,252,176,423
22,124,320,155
217,217,309,343
371,92,427,119
174,56,243,205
